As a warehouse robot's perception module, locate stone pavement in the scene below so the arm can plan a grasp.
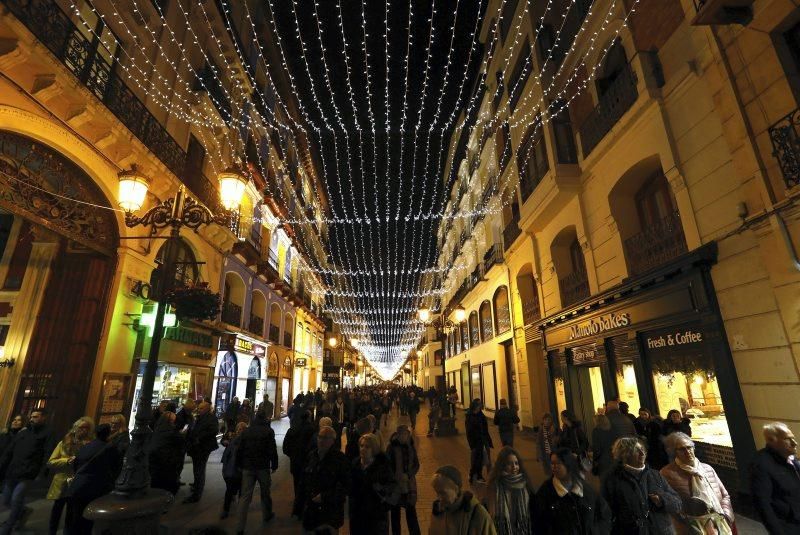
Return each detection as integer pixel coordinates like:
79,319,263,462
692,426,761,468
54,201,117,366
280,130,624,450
1,404,767,534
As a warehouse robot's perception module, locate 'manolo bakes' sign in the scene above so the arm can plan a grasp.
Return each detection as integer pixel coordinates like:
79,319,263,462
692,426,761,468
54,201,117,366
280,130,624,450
569,313,630,340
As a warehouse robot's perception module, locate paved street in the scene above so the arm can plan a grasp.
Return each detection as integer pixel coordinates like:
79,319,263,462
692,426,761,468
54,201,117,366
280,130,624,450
2,405,767,534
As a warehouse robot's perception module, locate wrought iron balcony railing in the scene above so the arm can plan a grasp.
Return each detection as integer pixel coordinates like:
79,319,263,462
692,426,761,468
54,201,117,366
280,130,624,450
3,0,186,178
503,216,522,250
559,271,590,308
623,211,688,275
247,315,264,337
768,108,800,189
484,243,504,271
579,64,638,157
268,324,280,344
521,298,541,326
221,301,242,327
283,332,293,349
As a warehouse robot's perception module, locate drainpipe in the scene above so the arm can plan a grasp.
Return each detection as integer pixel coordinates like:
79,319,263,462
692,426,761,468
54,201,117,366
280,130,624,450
773,213,800,272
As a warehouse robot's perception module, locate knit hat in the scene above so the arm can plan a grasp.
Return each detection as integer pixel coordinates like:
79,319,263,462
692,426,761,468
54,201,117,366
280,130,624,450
435,465,462,489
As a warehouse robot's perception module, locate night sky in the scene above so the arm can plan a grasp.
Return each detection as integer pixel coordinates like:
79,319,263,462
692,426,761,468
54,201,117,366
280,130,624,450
265,0,487,369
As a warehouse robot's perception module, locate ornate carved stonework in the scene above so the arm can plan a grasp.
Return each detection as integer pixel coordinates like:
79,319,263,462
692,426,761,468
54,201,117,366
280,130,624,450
0,131,118,255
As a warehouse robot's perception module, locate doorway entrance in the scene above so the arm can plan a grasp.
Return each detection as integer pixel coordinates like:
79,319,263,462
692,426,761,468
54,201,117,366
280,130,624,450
568,364,607,436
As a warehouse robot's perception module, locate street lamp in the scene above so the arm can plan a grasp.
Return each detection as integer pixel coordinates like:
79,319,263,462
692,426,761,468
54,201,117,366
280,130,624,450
328,335,339,348
417,304,465,436
87,166,246,531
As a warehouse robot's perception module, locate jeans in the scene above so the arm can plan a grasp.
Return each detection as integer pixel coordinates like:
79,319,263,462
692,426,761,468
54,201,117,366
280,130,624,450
237,469,272,532
49,497,68,534
65,497,93,535
500,431,514,447
408,411,417,429
0,479,29,535
469,447,486,481
223,476,241,514
190,451,211,498
390,503,421,535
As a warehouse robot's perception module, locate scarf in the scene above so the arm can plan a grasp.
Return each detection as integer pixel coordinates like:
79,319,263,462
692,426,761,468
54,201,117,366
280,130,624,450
542,427,553,455
676,459,732,535
553,476,583,498
494,473,531,535
624,464,646,474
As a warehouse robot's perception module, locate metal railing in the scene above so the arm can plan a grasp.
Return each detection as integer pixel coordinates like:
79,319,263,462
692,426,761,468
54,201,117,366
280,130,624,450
559,271,590,307
283,332,293,349
768,108,800,189
2,0,186,178
221,301,242,327
623,211,688,275
521,298,541,326
484,243,504,271
247,315,264,337
268,324,280,344
503,216,522,250
579,64,638,157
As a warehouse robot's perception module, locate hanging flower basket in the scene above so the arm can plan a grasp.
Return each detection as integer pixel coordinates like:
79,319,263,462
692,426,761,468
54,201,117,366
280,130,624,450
343,361,356,372
164,282,221,321
403,366,412,374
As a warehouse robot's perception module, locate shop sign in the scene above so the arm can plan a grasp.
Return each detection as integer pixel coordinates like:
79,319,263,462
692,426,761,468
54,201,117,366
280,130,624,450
571,344,602,364
165,326,213,348
220,334,267,357
569,312,630,340
295,357,307,368
186,350,213,361
645,326,705,352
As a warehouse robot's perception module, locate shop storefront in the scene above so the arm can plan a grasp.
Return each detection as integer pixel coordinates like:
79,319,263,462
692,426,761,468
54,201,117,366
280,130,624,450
212,333,267,416
281,355,292,416
129,323,217,424
293,357,309,397
539,244,754,492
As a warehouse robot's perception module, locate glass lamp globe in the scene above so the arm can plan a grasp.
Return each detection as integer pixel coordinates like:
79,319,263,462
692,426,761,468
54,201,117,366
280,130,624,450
454,305,467,323
117,167,149,212
418,307,431,323
218,167,247,211
328,336,338,348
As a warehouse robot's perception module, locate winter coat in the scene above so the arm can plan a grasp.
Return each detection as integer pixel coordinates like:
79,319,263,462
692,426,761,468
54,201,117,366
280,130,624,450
607,410,638,442
108,431,129,480
0,428,20,462
661,461,733,535
186,411,219,458
0,423,56,481
46,439,81,500
591,427,615,476
237,418,278,471
560,423,590,456
386,436,420,505
493,407,520,434
662,419,692,438
534,478,612,535
66,439,116,502
148,418,184,494
407,397,421,415
349,453,395,535
221,435,242,480
174,407,194,433
466,411,494,451
602,464,681,534
750,447,800,534
283,419,316,474
302,447,351,531
224,400,240,422
259,399,275,420
430,490,497,535
535,425,561,461
636,420,667,470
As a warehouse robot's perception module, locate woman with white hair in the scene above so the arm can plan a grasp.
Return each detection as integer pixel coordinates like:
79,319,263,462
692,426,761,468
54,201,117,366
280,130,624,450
660,432,733,535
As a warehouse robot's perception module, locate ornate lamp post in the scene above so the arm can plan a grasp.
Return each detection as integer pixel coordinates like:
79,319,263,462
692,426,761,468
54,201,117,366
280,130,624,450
417,304,465,436
86,166,246,531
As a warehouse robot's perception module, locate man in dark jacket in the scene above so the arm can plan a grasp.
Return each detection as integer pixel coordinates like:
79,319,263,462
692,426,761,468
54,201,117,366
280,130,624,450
0,408,56,535
493,398,521,447
224,397,240,431
302,426,350,532
407,391,421,430
751,422,800,534
606,399,637,440
283,410,316,517
183,401,219,503
236,411,278,534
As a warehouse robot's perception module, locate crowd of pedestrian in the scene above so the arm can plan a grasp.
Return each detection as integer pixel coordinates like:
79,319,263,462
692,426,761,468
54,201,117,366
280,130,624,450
1,387,799,534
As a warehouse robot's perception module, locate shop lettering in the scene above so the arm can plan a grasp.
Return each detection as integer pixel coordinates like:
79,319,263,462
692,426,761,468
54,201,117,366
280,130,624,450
647,330,703,349
295,358,307,368
569,313,630,340
164,326,213,348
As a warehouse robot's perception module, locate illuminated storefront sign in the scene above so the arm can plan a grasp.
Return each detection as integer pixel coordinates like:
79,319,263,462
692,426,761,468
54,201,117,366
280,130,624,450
569,312,630,340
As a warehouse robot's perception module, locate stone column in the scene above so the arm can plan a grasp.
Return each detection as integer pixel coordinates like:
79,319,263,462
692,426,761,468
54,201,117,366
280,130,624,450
0,236,58,425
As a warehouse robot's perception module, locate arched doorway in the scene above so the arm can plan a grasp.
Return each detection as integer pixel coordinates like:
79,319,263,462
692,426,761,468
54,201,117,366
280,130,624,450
245,356,261,402
0,131,119,434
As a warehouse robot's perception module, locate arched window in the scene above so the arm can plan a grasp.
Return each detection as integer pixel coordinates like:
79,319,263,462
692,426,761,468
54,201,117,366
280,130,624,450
469,311,480,346
222,272,245,327
151,238,198,291
516,266,540,326
479,300,493,341
454,328,461,355
269,303,282,344
249,291,266,336
460,322,469,351
551,227,589,308
494,286,511,334
597,39,629,97
284,313,294,348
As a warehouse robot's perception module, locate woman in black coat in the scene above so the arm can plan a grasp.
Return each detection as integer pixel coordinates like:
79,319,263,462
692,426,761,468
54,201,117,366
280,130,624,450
559,410,590,458
0,415,24,461
349,433,395,535
635,409,668,469
661,410,691,438
147,412,184,495
465,398,494,483
65,424,117,535
534,448,611,535
601,437,681,534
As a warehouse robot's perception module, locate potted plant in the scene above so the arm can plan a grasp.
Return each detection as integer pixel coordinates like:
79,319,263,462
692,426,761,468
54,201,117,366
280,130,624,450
164,282,221,321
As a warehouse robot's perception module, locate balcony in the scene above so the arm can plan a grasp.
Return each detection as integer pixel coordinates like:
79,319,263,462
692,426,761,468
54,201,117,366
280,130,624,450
521,298,541,326
2,0,187,177
268,324,280,344
221,301,242,327
768,108,800,189
283,332,293,349
691,0,753,26
503,217,522,251
623,211,688,276
247,314,264,337
579,64,638,158
194,63,233,125
559,271,590,308
483,243,504,272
